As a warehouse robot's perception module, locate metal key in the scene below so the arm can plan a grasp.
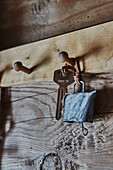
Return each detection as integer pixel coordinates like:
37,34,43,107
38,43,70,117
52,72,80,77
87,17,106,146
53,69,75,120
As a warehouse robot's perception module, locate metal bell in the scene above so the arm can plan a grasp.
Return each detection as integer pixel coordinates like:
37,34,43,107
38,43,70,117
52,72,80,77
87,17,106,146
63,81,96,135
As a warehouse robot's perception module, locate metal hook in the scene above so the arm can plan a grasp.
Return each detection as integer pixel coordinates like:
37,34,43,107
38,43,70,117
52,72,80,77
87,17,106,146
59,51,81,83
82,123,88,136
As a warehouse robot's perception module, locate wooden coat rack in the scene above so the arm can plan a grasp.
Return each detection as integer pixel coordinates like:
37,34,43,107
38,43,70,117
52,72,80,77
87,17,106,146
0,21,113,87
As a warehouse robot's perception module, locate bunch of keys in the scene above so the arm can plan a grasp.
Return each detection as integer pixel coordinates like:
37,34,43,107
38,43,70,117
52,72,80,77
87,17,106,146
53,69,75,120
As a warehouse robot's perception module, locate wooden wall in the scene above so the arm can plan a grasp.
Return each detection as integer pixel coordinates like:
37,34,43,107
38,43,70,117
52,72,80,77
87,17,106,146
0,0,113,169
0,0,113,50
1,73,113,169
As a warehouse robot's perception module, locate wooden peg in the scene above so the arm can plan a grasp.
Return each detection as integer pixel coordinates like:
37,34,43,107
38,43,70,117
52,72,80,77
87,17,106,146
58,51,75,66
13,61,31,74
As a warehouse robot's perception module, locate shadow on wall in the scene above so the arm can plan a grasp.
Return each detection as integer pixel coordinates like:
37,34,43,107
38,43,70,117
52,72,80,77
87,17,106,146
30,57,52,73
0,0,50,51
75,45,104,73
0,0,29,51
0,87,13,169
0,4,24,50
82,72,113,117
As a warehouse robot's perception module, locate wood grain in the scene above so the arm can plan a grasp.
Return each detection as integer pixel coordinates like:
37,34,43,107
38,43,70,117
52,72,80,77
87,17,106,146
0,0,113,50
0,21,113,87
1,72,113,169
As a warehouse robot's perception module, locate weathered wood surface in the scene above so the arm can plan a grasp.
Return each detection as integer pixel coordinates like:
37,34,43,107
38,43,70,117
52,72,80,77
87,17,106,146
0,21,113,87
0,0,113,50
1,72,113,169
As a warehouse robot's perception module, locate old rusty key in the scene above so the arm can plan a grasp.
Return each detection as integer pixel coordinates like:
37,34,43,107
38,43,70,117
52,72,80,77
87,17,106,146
53,69,74,120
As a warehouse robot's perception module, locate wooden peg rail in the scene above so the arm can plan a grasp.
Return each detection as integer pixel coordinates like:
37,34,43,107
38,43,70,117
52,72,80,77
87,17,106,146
0,21,113,87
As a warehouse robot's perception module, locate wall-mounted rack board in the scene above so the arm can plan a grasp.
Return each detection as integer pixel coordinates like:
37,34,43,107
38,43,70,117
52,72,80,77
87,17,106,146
0,21,113,87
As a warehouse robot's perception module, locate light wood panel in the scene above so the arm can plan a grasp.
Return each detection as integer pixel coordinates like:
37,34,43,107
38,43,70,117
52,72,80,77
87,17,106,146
0,0,113,50
0,72,113,169
0,21,113,87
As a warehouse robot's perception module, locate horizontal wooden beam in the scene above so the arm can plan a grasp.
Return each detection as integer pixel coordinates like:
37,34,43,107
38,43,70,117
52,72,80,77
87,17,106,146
0,21,113,87
0,0,113,50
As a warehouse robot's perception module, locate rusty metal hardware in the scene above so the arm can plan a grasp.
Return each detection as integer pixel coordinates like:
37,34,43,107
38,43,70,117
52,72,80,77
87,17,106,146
82,123,88,136
58,51,81,83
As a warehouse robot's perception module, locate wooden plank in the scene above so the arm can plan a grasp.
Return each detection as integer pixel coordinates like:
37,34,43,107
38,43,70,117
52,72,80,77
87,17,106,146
0,0,113,50
0,72,113,169
0,21,113,87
